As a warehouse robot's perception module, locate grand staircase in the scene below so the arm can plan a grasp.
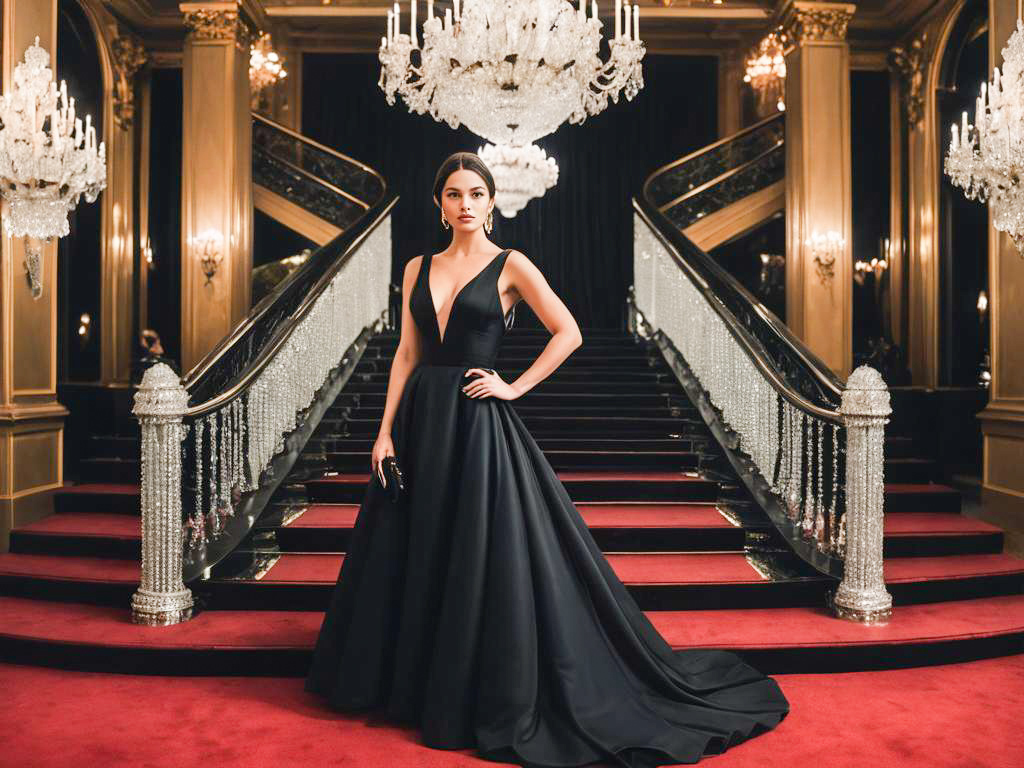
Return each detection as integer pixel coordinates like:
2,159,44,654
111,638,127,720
2,325,1022,675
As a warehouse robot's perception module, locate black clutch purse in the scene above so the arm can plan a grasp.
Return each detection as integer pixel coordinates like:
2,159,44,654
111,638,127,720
377,455,405,503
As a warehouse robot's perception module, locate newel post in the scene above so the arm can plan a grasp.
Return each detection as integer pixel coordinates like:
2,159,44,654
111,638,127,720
130,363,194,625
833,365,893,624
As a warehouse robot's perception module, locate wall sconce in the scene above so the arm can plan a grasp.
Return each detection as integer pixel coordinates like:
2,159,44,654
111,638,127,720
805,230,844,287
142,236,155,270
78,312,91,346
191,229,224,285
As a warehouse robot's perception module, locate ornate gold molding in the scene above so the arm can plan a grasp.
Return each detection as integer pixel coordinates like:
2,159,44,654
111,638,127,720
183,9,255,48
889,34,928,129
111,34,147,128
778,1,856,44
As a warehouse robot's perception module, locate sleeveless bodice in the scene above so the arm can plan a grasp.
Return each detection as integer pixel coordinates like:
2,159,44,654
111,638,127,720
409,249,515,367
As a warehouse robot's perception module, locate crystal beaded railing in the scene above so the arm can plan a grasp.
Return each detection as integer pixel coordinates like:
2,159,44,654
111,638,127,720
130,128,395,626
632,122,893,624
644,113,784,216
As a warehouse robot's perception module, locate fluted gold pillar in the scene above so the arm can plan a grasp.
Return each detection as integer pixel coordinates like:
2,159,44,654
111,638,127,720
979,0,1024,551
179,1,261,373
718,48,744,137
0,0,65,552
780,1,857,377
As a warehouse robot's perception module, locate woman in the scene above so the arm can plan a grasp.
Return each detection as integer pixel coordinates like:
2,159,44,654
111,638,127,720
305,152,789,766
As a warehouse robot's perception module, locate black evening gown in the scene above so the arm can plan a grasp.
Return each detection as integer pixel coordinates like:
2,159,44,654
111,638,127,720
305,248,789,767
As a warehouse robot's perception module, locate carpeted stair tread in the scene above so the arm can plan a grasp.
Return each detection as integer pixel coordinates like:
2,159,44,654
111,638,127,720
56,483,140,496
884,554,1024,582
0,596,318,650
0,553,139,583
14,513,140,539
884,513,1002,537
3,593,1022,656
253,552,768,585
649,594,1024,650
286,502,734,530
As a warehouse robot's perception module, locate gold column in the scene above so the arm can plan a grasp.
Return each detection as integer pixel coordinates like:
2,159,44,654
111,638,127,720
0,0,65,552
779,1,857,377
979,0,1024,552
179,1,260,373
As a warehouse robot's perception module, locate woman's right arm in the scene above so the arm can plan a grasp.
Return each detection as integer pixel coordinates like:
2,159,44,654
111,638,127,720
371,256,423,482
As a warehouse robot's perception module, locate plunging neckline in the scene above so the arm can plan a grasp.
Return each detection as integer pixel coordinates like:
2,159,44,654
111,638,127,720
425,250,509,345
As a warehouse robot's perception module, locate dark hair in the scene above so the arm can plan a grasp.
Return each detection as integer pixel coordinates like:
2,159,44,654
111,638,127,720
432,152,496,208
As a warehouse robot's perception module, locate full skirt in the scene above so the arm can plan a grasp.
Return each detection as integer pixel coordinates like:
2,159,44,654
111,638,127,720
304,363,789,767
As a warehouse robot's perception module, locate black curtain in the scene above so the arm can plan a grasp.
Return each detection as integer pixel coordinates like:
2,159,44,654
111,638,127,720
302,53,717,330
850,69,892,356
146,67,183,368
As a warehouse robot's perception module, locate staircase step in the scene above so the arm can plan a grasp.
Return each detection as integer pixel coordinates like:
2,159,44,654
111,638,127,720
3,593,1022,675
883,513,1003,556
303,470,720,504
307,436,712,455
0,553,138,604
264,502,745,553
88,434,139,461
321,415,705,438
197,549,1024,612
54,484,140,515
884,458,937,484
341,380,686,395
79,457,140,484
318,449,703,472
885,484,962,514
329,392,695,409
9,514,140,559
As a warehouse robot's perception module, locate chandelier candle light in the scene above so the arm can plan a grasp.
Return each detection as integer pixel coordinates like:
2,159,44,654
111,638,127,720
0,37,107,298
379,1,645,214
945,17,1024,254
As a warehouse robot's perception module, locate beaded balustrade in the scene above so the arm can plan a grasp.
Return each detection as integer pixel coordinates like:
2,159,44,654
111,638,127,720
633,212,893,624
131,214,391,626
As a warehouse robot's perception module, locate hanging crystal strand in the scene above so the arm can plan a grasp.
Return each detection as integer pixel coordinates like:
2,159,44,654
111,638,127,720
829,422,840,553
813,419,826,548
801,416,816,537
240,392,251,491
190,417,205,550
219,404,229,516
208,411,220,538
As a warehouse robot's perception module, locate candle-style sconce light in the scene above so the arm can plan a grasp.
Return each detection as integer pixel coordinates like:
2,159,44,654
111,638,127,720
805,230,844,287
77,312,91,347
192,229,224,285
142,236,155,270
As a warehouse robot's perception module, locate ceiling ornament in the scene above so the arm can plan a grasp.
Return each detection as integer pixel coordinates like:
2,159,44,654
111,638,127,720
889,34,927,129
111,34,148,129
778,1,855,45
379,1,645,215
478,142,559,217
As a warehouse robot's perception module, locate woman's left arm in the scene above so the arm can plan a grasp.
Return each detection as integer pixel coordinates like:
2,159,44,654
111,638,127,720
462,249,583,400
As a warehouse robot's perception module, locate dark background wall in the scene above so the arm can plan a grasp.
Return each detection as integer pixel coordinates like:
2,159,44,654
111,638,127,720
57,0,104,382
301,53,718,330
850,69,892,357
146,67,184,368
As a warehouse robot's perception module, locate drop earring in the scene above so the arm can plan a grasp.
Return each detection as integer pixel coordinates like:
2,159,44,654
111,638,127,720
484,209,493,234
441,209,450,230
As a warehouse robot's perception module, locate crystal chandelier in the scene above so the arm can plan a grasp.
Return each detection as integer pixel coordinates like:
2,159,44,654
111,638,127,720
250,33,287,93
945,17,1024,254
0,37,107,298
379,1,646,148
478,142,559,217
744,30,787,114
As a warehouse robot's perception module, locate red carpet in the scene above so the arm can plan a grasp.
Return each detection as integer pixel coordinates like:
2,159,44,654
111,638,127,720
1,655,1020,767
